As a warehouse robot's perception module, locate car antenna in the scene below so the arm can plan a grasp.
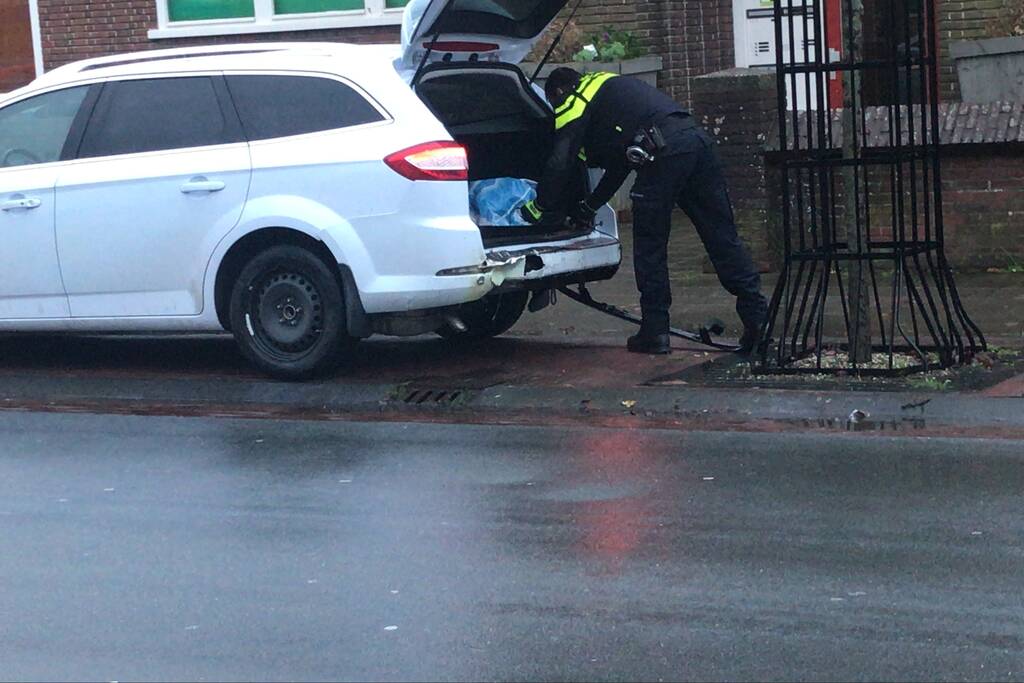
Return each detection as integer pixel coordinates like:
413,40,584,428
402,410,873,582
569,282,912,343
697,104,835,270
412,0,453,87
530,0,587,85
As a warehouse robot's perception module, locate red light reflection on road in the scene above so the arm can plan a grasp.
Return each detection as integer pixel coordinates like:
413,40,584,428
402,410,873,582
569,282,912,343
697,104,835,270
572,430,680,573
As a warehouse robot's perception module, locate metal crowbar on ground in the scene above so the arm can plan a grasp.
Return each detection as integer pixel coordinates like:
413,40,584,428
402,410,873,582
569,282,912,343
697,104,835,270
557,283,742,353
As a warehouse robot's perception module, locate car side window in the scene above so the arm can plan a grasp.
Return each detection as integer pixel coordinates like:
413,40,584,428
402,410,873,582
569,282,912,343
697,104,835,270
226,75,385,142
0,86,90,168
78,77,239,158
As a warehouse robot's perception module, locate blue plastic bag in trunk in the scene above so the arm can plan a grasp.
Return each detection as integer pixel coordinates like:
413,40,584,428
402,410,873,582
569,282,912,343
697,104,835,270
469,178,537,227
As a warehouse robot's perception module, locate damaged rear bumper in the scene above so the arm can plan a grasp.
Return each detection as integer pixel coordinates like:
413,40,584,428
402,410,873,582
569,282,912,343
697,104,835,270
485,232,622,288
432,229,621,304
436,231,621,289
435,253,529,287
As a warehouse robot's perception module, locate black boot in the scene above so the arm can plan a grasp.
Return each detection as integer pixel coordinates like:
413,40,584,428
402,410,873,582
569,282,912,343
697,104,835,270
738,323,765,356
628,332,672,355
628,311,671,355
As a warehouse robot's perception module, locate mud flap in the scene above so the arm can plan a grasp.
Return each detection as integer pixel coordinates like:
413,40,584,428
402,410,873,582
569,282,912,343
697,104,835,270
338,264,372,338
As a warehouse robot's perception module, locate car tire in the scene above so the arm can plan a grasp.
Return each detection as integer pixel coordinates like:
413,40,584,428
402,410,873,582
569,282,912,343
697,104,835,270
229,245,355,380
437,291,530,340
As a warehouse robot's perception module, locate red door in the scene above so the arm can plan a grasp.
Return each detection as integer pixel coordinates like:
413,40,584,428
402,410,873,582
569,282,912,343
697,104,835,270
825,0,842,108
0,0,35,92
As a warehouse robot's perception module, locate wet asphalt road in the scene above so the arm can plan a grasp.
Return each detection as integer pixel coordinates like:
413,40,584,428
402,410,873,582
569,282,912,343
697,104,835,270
2,412,1023,682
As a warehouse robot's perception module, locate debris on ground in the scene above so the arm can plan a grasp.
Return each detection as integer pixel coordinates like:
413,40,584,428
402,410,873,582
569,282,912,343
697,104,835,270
652,346,1024,394
849,410,869,424
901,399,933,410
788,350,938,371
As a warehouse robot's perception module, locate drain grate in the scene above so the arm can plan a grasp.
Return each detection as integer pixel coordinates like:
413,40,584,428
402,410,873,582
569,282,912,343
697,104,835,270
402,388,465,405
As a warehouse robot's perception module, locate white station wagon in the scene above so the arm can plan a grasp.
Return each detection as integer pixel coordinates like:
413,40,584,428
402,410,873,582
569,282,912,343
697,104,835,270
0,0,621,379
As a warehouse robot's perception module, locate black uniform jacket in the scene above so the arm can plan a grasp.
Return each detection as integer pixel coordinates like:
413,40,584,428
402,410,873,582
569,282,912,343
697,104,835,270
535,73,687,211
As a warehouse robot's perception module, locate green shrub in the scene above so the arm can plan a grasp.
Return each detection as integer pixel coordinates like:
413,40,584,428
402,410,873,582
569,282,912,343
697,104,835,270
573,27,647,63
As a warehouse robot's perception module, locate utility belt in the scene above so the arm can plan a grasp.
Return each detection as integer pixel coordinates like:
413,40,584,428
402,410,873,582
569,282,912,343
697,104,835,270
625,113,698,169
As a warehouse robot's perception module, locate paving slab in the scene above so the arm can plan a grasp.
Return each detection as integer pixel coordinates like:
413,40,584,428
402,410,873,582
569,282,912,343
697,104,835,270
0,216,1020,436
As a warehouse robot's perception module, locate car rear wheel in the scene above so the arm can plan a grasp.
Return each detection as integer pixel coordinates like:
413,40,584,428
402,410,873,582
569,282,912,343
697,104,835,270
437,291,529,340
229,245,355,380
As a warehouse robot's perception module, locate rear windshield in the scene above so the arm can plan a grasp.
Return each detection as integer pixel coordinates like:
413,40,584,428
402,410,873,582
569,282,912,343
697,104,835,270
418,69,549,129
431,0,566,38
449,0,538,21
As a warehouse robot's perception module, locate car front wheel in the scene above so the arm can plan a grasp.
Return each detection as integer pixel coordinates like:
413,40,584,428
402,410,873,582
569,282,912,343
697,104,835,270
229,245,355,380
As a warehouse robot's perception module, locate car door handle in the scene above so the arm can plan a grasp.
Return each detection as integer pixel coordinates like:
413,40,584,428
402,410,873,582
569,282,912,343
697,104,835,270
180,178,226,194
1,197,42,211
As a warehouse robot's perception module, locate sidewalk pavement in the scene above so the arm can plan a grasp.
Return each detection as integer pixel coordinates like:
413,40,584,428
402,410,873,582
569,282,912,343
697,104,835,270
0,217,1020,437
0,339,1021,440
513,224,1024,350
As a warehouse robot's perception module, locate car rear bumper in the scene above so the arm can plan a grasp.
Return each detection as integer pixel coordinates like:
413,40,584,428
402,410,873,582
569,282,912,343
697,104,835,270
485,231,622,288
359,210,620,315
364,230,621,314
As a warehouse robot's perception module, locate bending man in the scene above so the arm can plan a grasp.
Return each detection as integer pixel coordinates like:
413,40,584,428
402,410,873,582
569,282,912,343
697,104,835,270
519,67,767,355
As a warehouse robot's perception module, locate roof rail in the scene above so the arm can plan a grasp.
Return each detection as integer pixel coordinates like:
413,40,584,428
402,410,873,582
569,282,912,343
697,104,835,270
79,48,285,72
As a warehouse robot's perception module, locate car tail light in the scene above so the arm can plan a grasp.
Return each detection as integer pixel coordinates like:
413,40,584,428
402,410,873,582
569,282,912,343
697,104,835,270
384,142,468,181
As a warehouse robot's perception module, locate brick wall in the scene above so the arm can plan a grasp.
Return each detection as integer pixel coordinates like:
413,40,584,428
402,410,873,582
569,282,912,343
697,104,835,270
763,147,1024,271
659,0,735,108
941,150,1024,269
546,0,735,107
573,0,1015,107
36,1,1003,105
691,68,779,271
937,0,1010,101
37,0,399,71
36,0,731,109
38,0,685,80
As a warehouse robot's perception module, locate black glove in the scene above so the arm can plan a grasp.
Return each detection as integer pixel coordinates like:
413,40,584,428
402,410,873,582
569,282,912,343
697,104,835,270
569,199,597,225
519,200,544,225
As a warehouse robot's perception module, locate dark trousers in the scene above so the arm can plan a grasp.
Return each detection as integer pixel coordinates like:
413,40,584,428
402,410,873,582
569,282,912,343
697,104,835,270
629,126,767,334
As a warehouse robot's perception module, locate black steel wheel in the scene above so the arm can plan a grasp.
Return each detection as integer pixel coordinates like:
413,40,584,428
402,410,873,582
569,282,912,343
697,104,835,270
437,291,529,340
229,245,354,380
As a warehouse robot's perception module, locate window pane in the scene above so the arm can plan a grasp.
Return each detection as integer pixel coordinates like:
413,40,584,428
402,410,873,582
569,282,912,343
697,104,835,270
450,0,529,21
169,0,255,21
385,0,410,7
0,86,88,168
226,75,384,141
274,0,362,13
79,78,238,157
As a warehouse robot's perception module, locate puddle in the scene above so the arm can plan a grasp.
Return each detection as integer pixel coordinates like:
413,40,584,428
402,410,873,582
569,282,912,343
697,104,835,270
533,482,646,503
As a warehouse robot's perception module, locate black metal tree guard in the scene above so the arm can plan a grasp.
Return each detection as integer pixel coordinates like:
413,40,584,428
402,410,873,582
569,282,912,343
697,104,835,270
760,0,985,375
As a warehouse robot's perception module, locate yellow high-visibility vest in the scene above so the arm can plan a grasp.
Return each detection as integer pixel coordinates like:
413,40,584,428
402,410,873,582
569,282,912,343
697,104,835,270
553,71,618,131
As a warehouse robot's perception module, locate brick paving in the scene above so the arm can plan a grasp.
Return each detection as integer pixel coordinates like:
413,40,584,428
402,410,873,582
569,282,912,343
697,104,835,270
512,217,1024,349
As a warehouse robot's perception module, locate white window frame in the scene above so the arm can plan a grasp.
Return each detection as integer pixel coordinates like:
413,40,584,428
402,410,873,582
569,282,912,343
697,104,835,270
733,0,750,69
149,0,405,40
29,0,44,77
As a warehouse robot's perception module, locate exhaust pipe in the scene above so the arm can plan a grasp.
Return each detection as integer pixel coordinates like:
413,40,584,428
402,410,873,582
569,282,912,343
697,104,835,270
445,314,469,333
